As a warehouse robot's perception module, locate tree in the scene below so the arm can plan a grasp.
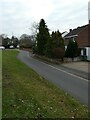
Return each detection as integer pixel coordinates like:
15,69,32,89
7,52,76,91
36,19,50,55
51,30,65,49
65,39,78,60
2,37,11,48
44,37,53,57
30,22,39,40
11,36,19,48
44,30,65,58
0,34,8,39
20,34,33,48
47,30,65,59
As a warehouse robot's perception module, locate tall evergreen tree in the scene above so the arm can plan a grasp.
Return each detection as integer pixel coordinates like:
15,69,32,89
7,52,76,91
45,37,53,57
65,39,78,60
36,19,50,55
51,30,65,49
56,30,65,48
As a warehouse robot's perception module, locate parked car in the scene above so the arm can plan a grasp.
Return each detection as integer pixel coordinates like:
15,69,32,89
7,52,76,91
9,45,14,49
0,46,5,50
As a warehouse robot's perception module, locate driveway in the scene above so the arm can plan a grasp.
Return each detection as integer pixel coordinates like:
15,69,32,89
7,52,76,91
62,62,88,73
61,62,89,80
18,50,88,106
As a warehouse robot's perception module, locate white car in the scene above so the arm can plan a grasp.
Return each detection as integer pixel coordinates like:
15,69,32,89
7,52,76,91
0,46,5,50
9,45,14,49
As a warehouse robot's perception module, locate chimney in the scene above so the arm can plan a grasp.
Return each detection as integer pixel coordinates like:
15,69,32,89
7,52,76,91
69,29,72,32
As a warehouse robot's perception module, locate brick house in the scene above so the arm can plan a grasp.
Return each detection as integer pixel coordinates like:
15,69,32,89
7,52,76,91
64,24,90,60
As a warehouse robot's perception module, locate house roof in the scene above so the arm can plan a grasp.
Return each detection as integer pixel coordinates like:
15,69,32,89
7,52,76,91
61,31,68,37
64,24,88,38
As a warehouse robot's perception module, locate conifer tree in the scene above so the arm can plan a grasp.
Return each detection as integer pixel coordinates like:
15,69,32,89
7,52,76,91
65,39,78,60
36,19,50,55
51,30,65,49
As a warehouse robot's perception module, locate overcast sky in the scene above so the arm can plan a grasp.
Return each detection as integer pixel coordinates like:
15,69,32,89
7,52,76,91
0,0,89,37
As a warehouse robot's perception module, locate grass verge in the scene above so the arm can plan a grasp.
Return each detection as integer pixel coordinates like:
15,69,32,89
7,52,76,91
0,50,2,120
2,50,89,118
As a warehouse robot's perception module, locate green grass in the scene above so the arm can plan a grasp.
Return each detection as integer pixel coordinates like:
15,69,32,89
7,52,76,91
2,50,89,118
0,50,2,120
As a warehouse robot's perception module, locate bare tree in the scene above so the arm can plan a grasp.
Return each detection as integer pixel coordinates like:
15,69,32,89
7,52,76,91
30,22,39,41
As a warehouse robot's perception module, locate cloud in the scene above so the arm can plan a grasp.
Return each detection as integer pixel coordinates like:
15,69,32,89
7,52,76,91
46,0,88,32
0,0,89,37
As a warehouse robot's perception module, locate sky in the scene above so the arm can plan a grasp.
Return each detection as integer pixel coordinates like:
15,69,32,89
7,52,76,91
0,0,89,38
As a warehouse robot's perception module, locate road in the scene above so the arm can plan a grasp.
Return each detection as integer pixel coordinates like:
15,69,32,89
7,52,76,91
17,50,88,106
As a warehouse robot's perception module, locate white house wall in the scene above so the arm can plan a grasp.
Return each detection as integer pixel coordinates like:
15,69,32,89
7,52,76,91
85,47,90,60
87,48,90,60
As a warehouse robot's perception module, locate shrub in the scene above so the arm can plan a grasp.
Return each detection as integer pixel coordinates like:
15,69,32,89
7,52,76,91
53,48,65,60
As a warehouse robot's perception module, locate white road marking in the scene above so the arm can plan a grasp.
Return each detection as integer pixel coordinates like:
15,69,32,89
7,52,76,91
47,64,89,82
27,52,89,82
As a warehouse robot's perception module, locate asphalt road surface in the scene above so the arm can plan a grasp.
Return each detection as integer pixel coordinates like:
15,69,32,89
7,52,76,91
18,50,88,106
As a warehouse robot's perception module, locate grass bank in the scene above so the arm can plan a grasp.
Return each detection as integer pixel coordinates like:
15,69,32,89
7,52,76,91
0,50,2,120
2,50,89,118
